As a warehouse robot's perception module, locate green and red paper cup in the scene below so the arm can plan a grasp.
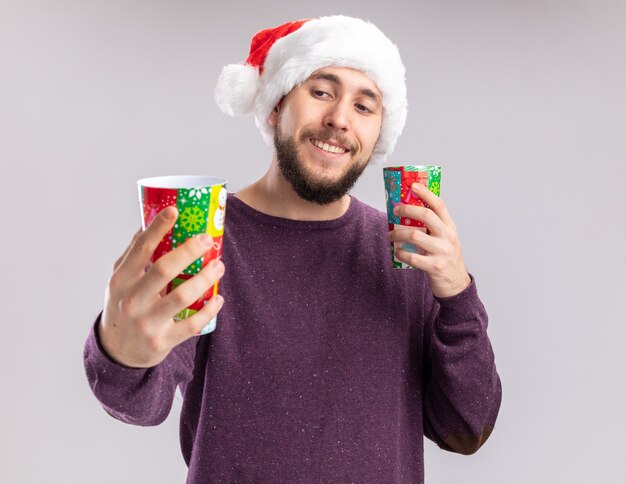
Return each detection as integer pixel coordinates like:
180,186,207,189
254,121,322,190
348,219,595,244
138,175,227,334
383,165,442,269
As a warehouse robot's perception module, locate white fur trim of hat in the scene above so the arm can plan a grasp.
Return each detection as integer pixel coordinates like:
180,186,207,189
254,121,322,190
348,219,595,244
215,15,407,163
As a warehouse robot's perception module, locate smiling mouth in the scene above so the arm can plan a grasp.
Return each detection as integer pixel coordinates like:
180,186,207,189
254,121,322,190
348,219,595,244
310,138,349,155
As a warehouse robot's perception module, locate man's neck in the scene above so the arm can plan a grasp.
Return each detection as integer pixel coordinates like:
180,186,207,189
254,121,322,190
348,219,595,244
233,163,351,221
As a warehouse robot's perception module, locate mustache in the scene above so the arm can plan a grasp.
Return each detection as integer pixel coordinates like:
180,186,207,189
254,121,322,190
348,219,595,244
299,128,357,153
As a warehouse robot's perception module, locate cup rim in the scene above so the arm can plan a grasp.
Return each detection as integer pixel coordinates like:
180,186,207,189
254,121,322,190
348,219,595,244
383,165,440,170
137,175,227,189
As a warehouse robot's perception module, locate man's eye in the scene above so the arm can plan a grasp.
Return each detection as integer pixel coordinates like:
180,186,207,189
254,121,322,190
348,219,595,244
356,103,371,113
313,90,328,97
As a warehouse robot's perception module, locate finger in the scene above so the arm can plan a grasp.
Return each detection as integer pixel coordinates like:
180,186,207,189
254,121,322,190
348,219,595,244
135,242,224,318
395,247,434,271
411,183,454,225
168,294,225,345
113,227,142,272
115,206,179,281
393,203,446,236
388,227,442,254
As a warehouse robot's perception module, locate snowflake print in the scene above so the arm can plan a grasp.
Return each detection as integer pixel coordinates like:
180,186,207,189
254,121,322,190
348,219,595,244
179,206,205,232
429,166,441,178
190,187,208,200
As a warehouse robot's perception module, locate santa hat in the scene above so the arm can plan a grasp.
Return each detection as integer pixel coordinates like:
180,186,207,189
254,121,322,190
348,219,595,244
214,15,407,163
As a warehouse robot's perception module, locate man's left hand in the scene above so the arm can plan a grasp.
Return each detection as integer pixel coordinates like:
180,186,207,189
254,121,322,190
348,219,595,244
387,182,471,298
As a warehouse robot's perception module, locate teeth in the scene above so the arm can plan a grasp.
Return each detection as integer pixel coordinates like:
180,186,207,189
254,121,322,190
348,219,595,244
313,139,346,154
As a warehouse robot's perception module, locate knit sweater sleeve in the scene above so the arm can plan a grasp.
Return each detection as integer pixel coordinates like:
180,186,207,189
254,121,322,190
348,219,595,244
83,312,198,427
421,275,502,455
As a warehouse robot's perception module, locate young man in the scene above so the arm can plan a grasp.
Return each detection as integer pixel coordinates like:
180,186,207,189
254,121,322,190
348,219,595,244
84,15,501,483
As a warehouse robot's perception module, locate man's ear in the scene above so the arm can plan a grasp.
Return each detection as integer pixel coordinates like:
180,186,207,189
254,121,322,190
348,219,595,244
268,98,283,128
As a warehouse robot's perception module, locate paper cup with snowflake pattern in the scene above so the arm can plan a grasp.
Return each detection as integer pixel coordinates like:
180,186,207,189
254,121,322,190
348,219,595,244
383,165,441,269
138,175,227,334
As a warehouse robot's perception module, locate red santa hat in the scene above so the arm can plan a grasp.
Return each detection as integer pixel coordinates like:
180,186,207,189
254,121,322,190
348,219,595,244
214,15,407,163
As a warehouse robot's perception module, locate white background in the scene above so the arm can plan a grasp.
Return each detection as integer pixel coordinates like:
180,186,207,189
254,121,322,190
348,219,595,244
1,0,625,482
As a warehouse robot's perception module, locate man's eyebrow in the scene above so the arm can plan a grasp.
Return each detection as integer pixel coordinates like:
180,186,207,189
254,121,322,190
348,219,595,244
310,72,341,84
308,72,382,105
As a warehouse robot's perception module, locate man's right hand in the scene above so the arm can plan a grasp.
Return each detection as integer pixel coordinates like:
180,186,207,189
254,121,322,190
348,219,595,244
99,206,225,368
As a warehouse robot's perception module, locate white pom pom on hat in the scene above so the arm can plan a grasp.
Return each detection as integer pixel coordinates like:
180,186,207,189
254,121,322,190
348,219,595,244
215,63,259,116
214,15,407,163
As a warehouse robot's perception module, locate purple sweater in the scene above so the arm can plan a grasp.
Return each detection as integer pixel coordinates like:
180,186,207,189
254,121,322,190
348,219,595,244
84,194,501,483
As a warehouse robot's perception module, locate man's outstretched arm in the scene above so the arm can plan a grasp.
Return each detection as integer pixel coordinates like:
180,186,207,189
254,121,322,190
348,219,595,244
83,206,225,425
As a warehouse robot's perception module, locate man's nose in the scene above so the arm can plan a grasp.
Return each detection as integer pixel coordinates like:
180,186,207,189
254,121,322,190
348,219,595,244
323,100,351,131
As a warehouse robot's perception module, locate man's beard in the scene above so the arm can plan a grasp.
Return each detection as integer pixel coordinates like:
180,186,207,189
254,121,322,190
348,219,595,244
274,126,370,205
